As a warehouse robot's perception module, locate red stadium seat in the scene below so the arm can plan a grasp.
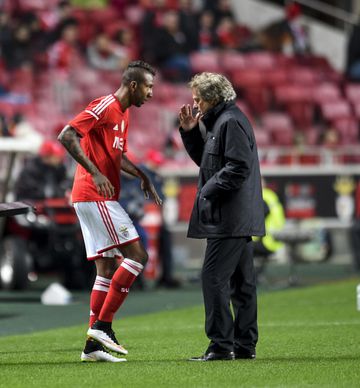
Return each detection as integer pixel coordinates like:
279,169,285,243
320,100,353,122
289,67,319,85
190,51,221,74
231,70,270,115
313,83,341,104
333,118,359,145
345,83,360,103
221,52,246,74
274,85,314,127
253,128,271,147
262,112,294,145
244,52,276,69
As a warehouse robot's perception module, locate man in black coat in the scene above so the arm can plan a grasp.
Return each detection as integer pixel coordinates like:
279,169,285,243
179,72,265,361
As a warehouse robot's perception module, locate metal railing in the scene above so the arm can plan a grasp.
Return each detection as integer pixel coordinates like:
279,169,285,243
289,0,358,26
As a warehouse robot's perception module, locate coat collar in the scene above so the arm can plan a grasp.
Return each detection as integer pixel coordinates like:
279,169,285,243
201,100,235,127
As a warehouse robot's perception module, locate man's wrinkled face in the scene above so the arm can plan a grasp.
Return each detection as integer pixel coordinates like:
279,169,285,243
132,73,154,107
192,88,215,115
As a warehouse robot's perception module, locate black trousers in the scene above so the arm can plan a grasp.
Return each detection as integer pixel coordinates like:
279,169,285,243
202,237,258,353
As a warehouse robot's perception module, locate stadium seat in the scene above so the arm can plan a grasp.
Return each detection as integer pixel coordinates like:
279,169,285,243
221,52,246,75
253,127,271,147
244,52,276,69
289,67,319,85
320,100,353,122
333,118,359,145
190,51,221,74
262,112,294,146
313,83,341,104
274,85,314,127
345,83,360,104
231,69,270,115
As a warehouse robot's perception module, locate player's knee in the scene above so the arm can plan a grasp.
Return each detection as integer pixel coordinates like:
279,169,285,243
131,250,148,266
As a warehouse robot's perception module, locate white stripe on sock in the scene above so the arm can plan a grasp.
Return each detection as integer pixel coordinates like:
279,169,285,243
93,285,110,292
95,276,111,284
121,262,140,276
123,258,144,271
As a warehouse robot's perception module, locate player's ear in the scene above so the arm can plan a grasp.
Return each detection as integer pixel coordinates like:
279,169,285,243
129,80,137,92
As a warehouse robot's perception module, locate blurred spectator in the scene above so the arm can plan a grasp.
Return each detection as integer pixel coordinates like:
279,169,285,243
204,0,235,27
21,12,47,54
255,2,309,55
285,2,309,55
87,32,129,71
114,26,139,61
49,19,82,113
44,0,75,45
141,0,169,63
2,23,34,70
346,18,360,82
196,9,217,51
318,126,340,148
0,11,12,56
14,139,69,201
0,114,10,137
8,113,43,150
144,149,181,288
215,16,244,51
49,20,81,73
178,0,198,52
153,10,192,82
349,218,360,273
253,182,285,279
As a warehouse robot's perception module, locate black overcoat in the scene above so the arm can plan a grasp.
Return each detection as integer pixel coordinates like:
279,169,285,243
180,101,265,239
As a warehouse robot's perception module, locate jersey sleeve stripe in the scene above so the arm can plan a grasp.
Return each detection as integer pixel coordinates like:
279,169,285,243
93,95,114,114
85,109,100,120
93,95,113,113
95,97,115,116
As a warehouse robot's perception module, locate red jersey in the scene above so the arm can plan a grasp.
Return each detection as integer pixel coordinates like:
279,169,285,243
69,94,129,202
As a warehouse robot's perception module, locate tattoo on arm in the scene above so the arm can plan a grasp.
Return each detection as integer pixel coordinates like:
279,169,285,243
57,125,99,175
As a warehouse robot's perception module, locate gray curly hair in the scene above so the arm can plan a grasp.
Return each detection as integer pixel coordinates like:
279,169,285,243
189,72,236,104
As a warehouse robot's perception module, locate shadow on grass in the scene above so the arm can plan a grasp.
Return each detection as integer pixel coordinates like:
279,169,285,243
1,354,360,366
256,355,360,362
0,348,80,354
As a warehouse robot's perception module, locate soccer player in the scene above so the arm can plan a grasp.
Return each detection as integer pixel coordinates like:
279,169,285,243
58,60,162,362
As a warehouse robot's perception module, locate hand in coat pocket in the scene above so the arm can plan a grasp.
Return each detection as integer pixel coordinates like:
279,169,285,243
199,196,221,224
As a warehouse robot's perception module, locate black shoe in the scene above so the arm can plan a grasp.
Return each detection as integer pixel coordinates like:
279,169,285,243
234,349,256,360
189,351,235,361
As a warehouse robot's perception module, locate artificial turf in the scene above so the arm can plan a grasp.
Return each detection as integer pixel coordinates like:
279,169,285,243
0,279,359,388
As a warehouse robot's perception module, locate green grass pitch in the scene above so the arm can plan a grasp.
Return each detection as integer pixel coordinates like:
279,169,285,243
1,279,360,388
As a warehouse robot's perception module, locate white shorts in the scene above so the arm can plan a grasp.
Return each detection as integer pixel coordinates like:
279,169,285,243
74,201,139,261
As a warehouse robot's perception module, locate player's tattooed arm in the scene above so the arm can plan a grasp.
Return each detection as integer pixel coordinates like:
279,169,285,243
58,125,115,198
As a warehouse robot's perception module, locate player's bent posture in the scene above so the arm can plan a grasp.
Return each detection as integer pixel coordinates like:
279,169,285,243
58,60,162,362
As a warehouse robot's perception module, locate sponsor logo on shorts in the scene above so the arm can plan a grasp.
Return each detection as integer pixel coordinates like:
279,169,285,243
119,225,129,238
121,288,129,293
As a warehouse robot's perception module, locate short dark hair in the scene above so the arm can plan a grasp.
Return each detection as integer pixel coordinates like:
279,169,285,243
122,60,156,86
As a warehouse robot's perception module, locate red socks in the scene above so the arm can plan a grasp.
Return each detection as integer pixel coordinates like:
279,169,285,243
89,276,111,327
98,258,143,323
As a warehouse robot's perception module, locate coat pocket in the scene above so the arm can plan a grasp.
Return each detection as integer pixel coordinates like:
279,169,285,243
204,136,221,170
198,196,221,225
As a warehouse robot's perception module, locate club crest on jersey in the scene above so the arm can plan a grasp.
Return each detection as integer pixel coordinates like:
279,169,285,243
119,225,129,238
